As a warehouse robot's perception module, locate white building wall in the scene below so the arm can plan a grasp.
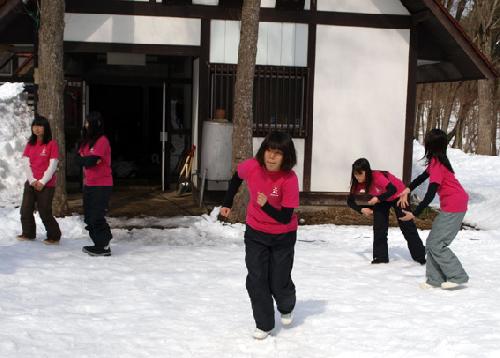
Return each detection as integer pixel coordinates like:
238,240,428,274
311,25,410,192
317,0,409,15
64,14,201,46
210,20,308,67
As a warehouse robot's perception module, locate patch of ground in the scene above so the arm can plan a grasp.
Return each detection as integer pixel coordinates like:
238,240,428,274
67,186,437,229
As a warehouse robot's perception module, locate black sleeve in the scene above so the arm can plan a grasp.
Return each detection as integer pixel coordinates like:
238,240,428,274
81,155,101,168
347,194,363,214
409,171,430,191
222,171,243,208
261,203,294,224
377,183,397,202
412,182,439,217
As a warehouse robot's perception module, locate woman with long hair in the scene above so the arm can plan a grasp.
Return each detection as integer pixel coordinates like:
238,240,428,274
399,129,469,289
347,158,425,264
78,111,113,256
18,115,61,244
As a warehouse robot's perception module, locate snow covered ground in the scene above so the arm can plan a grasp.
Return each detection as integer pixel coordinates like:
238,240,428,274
2,82,500,357
1,209,500,357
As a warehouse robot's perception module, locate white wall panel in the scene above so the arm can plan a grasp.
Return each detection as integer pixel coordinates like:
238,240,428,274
224,21,240,64
65,14,201,45
210,20,308,67
294,24,308,66
256,23,269,65
210,20,226,63
267,23,283,66
311,25,410,192
317,0,409,15
281,23,296,66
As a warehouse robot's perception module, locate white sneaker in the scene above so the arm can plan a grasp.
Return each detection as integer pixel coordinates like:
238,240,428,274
281,312,293,326
252,328,271,340
419,282,436,289
441,281,460,290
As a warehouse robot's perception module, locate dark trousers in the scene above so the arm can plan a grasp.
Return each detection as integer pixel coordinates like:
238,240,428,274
20,181,61,240
83,186,112,248
373,200,426,262
244,225,296,331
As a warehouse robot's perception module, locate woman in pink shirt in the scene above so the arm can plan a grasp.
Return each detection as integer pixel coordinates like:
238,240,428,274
77,112,113,257
347,158,426,265
399,129,469,290
220,131,299,340
18,115,61,244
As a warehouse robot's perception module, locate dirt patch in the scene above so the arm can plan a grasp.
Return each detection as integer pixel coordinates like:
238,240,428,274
67,186,437,229
297,206,437,230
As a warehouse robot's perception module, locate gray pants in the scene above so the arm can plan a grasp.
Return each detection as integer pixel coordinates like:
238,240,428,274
426,211,468,286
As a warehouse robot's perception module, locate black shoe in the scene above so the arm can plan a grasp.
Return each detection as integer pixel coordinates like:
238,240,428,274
371,258,389,264
82,245,111,257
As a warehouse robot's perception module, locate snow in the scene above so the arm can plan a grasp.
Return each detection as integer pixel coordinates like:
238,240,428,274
1,82,500,356
1,209,500,357
0,83,33,205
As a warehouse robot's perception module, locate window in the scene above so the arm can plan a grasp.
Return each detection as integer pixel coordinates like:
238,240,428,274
209,64,309,137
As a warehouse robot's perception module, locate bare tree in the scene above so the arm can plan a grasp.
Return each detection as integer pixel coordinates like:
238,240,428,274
231,0,260,222
37,0,68,216
473,0,499,155
228,0,261,223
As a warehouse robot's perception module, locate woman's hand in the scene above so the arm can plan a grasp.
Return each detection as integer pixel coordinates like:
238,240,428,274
367,197,380,205
397,188,411,208
399,210,415,221
34,181,44,192
361,208,373,217
220,207,231,217
257,192,267,207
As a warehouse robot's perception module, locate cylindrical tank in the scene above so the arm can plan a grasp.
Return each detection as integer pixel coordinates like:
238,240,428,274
201,121,233,181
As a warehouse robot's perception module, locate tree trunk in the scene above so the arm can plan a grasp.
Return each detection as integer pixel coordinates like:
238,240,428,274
477,80,495,155
37,0,68,216
229,0,261,223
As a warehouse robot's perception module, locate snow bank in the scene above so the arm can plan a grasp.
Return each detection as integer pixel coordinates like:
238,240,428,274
0,83,33,206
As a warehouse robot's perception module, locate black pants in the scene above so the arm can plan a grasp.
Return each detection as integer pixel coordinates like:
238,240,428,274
83,186,112,248
373,200,425,262
244,225,296,331
20,182,61,240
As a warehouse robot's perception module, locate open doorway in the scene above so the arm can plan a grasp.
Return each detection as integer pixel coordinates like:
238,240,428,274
89,82,192,188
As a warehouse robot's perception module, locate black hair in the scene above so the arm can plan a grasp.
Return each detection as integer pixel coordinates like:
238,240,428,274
80,111,105,149
350,158,373,194
255,131,297,172
28,115,52,145
424,128,454,173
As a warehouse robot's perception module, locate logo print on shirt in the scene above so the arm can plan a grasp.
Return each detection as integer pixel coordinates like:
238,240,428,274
270,186,279,197
40,147,47,156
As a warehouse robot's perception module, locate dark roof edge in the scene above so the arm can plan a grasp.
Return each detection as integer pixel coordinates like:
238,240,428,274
423,0,498,79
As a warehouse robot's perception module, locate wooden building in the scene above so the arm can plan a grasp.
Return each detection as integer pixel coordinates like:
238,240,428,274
0,0,496,200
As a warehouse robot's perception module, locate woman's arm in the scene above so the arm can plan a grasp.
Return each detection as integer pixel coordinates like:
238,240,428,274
260,204,294,224
408,171,430,191
347,194,363,214
38,159,59,185
23,157,36,184
222,171,243,208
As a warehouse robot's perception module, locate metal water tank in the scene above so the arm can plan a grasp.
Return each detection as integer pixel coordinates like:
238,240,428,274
201,121,233,180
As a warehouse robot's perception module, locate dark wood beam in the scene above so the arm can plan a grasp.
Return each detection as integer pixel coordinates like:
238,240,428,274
65,0,411,29
64,42,200,57
402,19,418,184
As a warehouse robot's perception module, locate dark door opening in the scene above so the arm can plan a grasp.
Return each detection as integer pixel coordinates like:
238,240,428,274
87,82,192,188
